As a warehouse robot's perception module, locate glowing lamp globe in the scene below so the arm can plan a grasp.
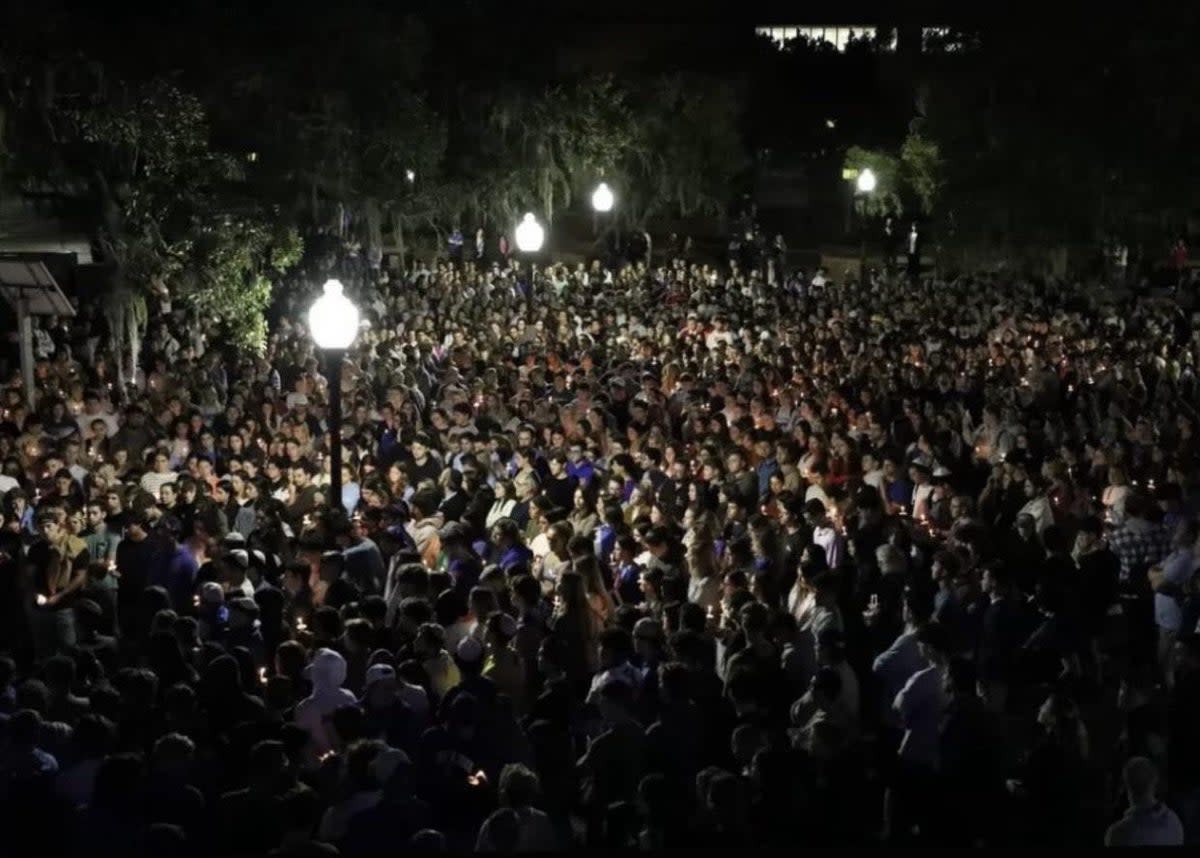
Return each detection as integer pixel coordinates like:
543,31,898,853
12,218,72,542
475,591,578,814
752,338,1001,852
308,279,360,350
515,212,545,253
856,168,877,194
591,182,614,213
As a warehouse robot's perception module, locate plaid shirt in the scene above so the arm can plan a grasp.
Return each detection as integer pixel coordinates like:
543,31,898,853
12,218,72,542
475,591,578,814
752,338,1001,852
1106,519,1172,583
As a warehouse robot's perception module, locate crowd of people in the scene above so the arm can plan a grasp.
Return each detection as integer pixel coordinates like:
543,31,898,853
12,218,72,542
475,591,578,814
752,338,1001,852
1,239,1199,852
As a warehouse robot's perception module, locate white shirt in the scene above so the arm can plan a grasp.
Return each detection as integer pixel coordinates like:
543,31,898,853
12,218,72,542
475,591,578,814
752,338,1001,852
705,329,735,351
911,483,935,520
812,524,844,569
140,470,179,498
833,660,860,725
1155,548,1194,632
476,806,560,851
486,499,517,529
873,630,928,727
1105,803,1184,847
586,661,643,704
76,410,119,439
805,484,834,512
894,665,946,767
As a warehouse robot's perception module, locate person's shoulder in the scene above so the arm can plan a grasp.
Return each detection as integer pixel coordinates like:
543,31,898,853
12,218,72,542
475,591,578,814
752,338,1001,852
1104,813,1138,847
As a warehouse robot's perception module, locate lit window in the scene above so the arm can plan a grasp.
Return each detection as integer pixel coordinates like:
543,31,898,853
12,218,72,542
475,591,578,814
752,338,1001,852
756,24,894,52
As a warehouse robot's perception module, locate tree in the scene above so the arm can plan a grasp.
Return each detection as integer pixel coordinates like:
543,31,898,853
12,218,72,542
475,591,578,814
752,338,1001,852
618,74,747,229
1,62,304,363
898,129,943,217
842,146,902,218
917,14,1200,259
842,127,943,221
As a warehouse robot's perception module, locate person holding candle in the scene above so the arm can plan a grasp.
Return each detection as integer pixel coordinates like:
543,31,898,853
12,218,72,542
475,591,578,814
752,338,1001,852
27,511,88,658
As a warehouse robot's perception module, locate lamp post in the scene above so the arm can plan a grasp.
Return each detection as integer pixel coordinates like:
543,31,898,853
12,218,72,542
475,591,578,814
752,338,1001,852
514,212,545,319
591,181,614,238
855,168,876,283
308,279,360,516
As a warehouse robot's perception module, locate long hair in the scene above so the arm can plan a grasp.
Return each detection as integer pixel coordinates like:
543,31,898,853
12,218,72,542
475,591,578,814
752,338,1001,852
573,554,615,616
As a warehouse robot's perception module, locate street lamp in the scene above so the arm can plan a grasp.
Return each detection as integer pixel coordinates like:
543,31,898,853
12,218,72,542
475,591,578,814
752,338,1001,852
308,279,359,516
591,182,614,213
591,181,615,245
514,212,545,318
854,168,877,282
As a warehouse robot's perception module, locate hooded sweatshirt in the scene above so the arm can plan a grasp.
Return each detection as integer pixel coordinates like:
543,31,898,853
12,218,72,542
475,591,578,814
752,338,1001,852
295,648,358,766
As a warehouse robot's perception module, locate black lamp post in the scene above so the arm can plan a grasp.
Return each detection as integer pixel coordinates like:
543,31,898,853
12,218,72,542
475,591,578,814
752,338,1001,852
855,168,877,283
515,212,545,320
308,279,359,514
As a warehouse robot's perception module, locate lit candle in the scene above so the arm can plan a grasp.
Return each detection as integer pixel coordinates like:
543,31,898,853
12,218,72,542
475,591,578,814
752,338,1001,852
36,594,48,606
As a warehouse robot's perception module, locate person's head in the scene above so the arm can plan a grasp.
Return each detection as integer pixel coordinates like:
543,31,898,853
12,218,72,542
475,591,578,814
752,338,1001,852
246,739,290,792
555,569,587,612
414,623,447,659
803,498,827,526
596,676,635,724
945,655,977,699
151,732,196,779
916,621,951,665
731,723,765,769
1074,516,1103,554
980,561,1011,597
633,617,665,661
1121,756,1162,809
598,627,634,669
809,666,843,711
37,513,62,543
410,830,446,850
498,763,541,810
